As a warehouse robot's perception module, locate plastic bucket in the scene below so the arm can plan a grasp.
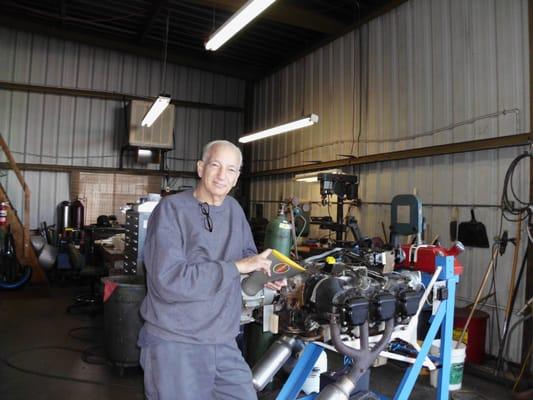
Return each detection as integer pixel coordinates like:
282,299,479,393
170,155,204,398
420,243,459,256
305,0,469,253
301,349,327,395
429,339,466,391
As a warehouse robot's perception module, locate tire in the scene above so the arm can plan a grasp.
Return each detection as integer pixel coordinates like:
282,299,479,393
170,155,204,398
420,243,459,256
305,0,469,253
0,255,32,289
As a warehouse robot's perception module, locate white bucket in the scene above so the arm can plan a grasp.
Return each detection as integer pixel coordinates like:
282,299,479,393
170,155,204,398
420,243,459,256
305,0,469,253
301,350,328,395
429,339,466,391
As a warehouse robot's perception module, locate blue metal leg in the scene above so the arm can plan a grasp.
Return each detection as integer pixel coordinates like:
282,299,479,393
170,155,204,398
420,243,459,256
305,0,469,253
298,395,318,400
276,343,324,400
437,257,456,400
393,299,446,400
393,256,457,400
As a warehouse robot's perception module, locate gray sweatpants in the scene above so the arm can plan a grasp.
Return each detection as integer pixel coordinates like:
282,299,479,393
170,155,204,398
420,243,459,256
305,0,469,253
140,339,257,400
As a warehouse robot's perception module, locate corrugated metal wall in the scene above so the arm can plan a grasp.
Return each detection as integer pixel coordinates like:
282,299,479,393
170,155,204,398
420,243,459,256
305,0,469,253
249,0,529,363
0,26,245,227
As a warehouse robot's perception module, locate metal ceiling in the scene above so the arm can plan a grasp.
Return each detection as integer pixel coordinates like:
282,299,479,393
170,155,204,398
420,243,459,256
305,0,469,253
0,0,405,80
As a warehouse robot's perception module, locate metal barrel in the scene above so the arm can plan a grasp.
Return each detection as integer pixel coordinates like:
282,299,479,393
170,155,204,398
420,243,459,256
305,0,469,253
102,275,146,368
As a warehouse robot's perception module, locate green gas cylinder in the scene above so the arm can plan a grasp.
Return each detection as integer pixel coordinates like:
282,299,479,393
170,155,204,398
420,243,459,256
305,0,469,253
264,205,292,256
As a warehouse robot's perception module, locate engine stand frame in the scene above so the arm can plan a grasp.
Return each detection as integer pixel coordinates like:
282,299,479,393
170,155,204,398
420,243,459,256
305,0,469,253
275,256,458,400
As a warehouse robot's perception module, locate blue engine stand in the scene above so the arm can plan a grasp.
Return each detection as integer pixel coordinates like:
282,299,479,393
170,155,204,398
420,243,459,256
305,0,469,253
275,256,458,400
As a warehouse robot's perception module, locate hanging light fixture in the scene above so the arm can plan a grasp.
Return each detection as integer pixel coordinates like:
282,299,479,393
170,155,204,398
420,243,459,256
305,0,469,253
205,0,277,51
141,13,172,127
141,95,171,127
238,113,319,143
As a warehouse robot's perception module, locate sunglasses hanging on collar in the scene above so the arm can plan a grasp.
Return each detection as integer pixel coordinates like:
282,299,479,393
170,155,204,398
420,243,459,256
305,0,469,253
199,202,213,232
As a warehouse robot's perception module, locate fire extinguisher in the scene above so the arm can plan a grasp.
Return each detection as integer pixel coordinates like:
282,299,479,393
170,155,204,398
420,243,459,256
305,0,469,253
0,202,9,226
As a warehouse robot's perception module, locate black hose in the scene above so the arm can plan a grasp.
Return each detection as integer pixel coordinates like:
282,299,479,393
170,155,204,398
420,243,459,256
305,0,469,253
0,345,141,390
504,314,532,365
501,153,532,222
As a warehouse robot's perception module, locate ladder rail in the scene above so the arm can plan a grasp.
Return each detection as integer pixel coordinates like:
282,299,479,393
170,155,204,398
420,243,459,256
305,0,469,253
0,132,31,260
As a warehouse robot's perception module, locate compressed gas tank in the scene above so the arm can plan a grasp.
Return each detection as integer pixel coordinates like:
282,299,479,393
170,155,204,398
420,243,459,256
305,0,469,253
264,213,292,256
57,201,71,234
70,198,85,230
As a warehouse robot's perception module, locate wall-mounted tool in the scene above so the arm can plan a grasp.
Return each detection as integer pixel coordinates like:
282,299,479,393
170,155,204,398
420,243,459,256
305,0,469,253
450,207,459,241
390,194,423,247
317,173,359,244
457,209,489,248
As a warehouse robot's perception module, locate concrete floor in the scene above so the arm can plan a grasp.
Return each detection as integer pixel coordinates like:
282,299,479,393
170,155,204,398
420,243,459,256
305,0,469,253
0,286,519,400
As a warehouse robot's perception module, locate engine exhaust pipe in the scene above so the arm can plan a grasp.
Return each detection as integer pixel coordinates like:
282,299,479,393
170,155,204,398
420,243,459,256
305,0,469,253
317,319,394,400
252,335,297,391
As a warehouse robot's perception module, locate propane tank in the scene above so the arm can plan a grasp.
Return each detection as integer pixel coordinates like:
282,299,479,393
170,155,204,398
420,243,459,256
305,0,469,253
264,204,292,256
70,198,85,230
0,202,8,227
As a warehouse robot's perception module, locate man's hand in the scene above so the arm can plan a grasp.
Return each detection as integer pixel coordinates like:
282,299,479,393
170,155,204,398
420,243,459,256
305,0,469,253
265,278,287,292
235,249,272,275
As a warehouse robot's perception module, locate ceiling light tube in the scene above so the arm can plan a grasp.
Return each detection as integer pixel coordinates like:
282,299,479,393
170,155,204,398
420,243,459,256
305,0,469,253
205,0,277,51
141,95,171,127
138,149,153,157
294,169,344,182
239,113,319,143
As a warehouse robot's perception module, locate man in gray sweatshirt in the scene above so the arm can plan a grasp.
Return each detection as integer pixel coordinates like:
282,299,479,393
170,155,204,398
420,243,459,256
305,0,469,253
138,140,280,400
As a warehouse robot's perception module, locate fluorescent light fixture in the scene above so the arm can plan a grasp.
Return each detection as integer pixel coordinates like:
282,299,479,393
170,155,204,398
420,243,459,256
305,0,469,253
239,113,319,143
205,0,277,51
141,95,171,127
295,169,344,182
138,149,152,157
137,148,153,164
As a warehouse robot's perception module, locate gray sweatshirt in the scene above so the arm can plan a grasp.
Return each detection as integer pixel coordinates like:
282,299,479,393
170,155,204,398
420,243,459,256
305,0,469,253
139,190,257,344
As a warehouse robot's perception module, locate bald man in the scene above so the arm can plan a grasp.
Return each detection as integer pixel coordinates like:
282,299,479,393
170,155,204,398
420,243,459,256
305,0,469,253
138,140,275,400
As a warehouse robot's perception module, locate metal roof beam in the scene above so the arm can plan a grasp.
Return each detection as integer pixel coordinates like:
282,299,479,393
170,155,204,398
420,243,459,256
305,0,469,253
138,0,168,44
185,0,347,34
266,0,408,77
0,15,264,79
246,134,530,178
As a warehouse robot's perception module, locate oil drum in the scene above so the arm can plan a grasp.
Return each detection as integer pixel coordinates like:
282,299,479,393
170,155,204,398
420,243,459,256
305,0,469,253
102,275,146,369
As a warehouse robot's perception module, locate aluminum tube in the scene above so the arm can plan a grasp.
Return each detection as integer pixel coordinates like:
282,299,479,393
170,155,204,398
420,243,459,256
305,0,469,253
316,375,355,400
252,336,296,391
